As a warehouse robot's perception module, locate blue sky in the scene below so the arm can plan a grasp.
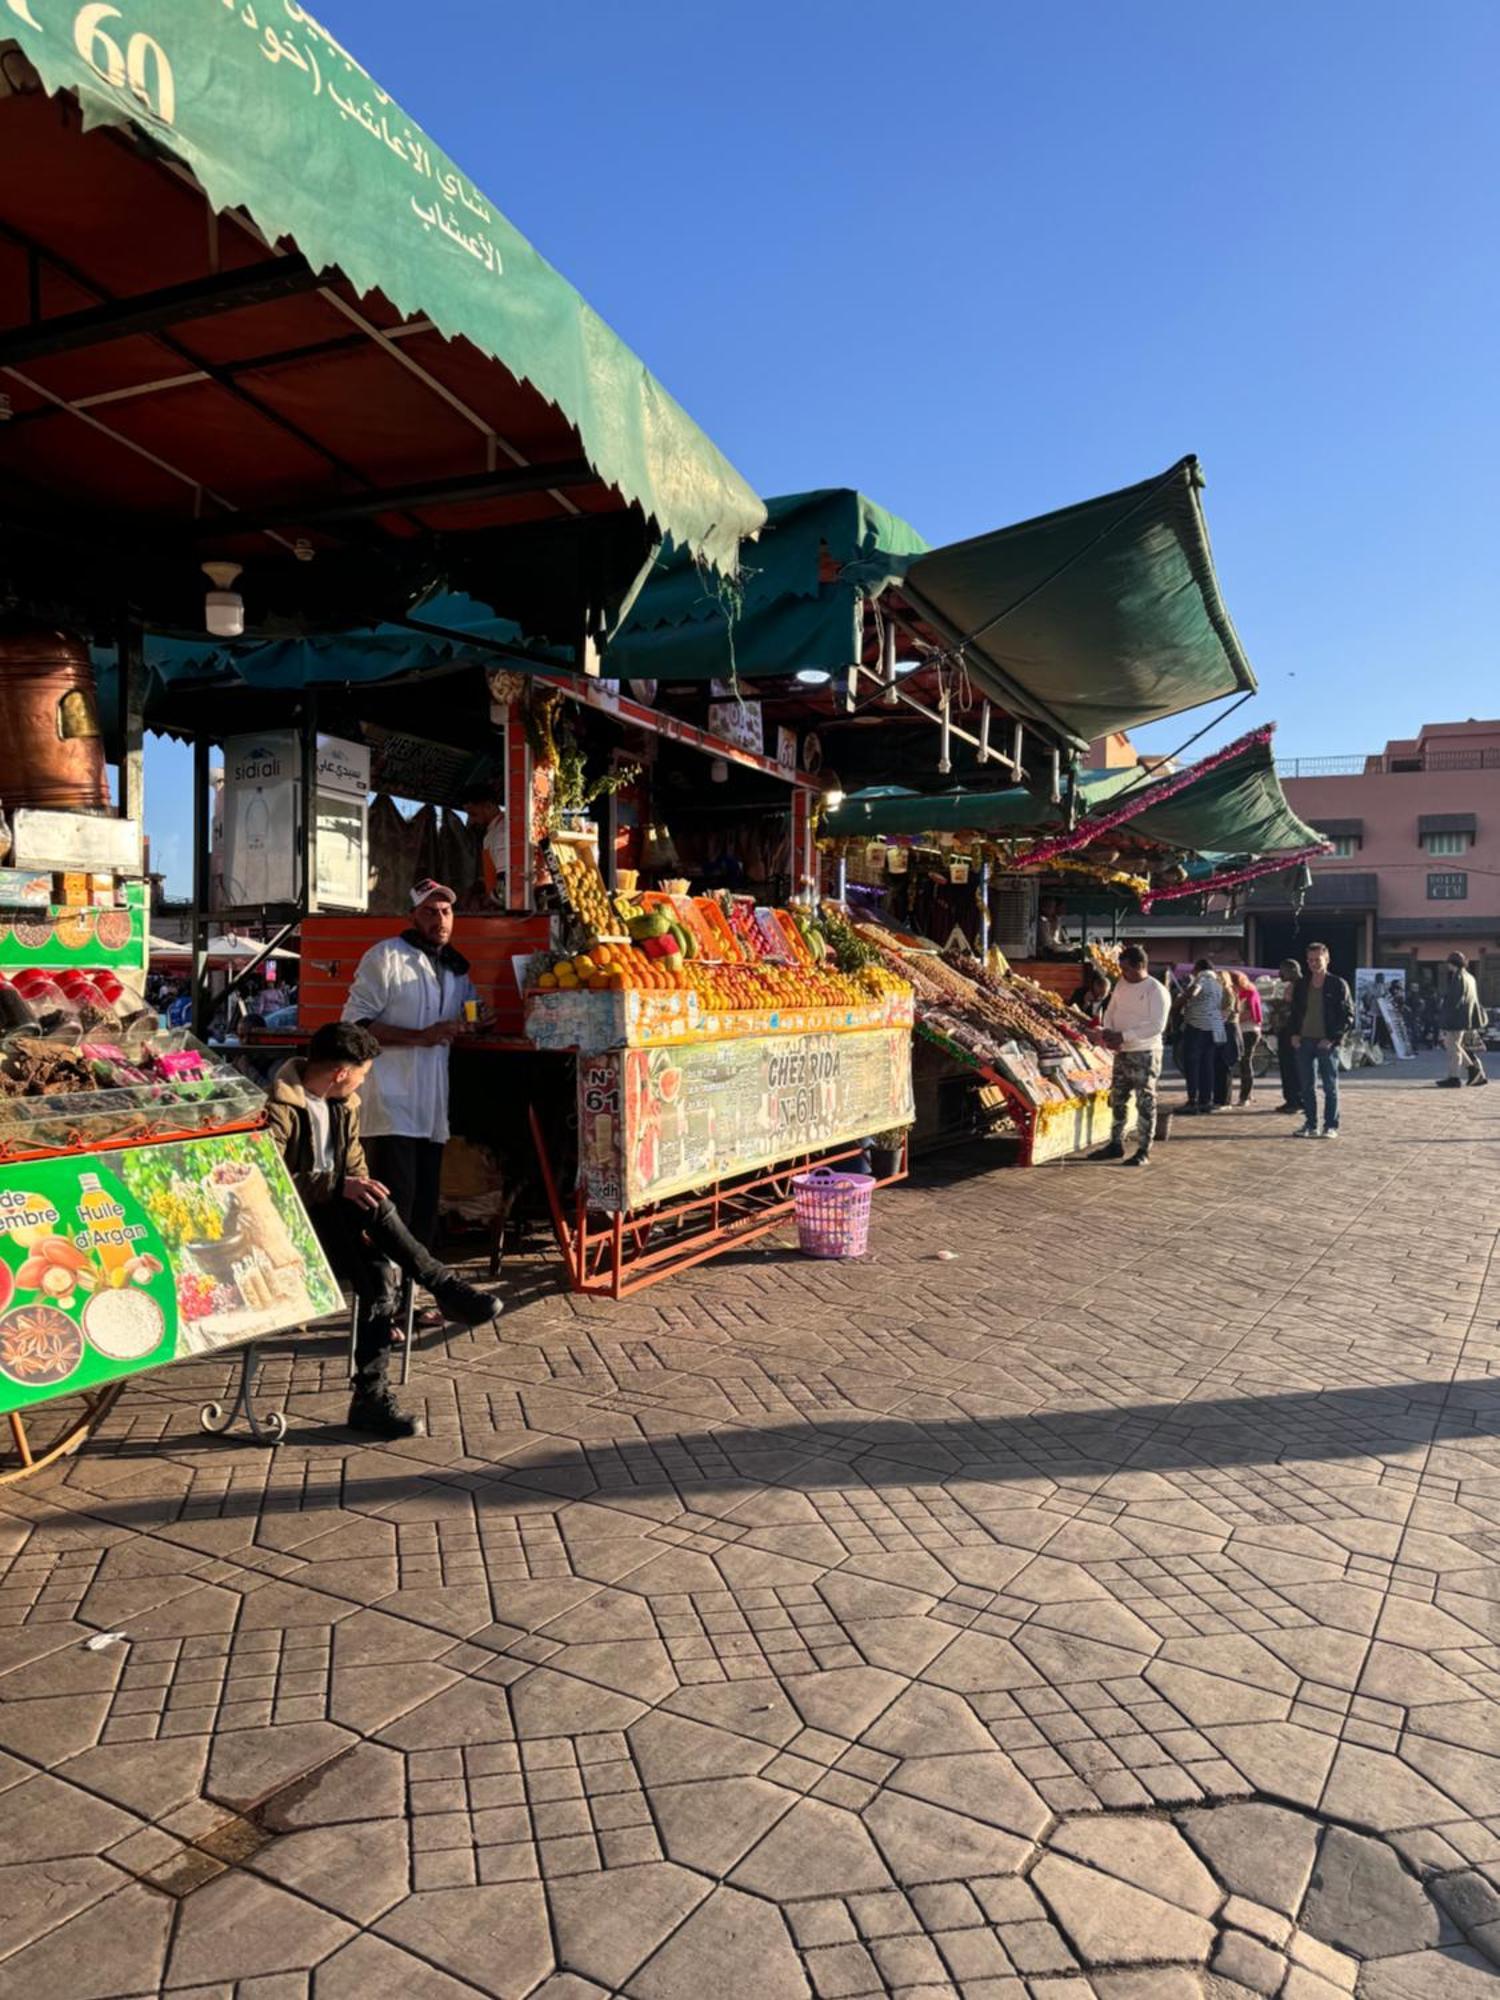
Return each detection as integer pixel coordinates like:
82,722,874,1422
146,0,1500,891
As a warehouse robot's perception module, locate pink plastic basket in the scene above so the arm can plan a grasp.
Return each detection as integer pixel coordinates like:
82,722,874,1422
791,1168,876,1259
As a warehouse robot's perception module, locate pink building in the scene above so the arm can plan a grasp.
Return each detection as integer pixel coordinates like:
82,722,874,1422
1247,720,1500,999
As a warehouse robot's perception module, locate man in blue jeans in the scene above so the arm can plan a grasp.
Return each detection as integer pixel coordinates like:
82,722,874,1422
1286,942,1354,1139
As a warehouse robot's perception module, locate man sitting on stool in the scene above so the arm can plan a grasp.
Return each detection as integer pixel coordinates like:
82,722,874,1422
266,1021,500,1440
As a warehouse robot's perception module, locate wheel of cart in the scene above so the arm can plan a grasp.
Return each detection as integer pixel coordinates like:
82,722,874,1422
3,1387,124,1486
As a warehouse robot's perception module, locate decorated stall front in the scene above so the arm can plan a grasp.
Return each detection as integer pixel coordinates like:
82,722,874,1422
521,834,915,1295
0,820,338,1476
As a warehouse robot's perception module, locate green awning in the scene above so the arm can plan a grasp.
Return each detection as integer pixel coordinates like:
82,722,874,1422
1126,734,1324,858
826,770,1139,838
827,732,1322,862
605,490,929,681
4,5,762,577
898,457,1256,749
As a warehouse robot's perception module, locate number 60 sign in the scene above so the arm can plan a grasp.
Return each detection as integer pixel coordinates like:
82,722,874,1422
5,1,175,126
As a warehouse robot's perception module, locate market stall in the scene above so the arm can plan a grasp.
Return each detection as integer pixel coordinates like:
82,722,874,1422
0,835,339,1477
821,727,1328,1161
846,919,1116,1165
0,0,763,1474
521,854,914,1294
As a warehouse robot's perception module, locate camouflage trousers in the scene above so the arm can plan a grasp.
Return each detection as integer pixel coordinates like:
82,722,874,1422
1109,1048,1160,1148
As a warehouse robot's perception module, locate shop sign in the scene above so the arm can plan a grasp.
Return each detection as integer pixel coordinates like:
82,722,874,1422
0,1133,339,1418
11,810,143,874
776,728,798,773
707,700,764,757
221,731,300,906
313,737,370,911
314,736,370,798
579,1027,914,1211
1427,872,1468,901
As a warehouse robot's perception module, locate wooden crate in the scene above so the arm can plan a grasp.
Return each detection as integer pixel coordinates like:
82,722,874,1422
1010,959,1083,1003
299,914,553,1038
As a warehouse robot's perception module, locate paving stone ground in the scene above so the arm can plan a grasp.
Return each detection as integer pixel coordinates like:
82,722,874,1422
3,1049,1500,1998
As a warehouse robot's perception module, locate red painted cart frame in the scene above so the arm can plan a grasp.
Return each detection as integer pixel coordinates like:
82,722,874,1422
529,1105,906,1299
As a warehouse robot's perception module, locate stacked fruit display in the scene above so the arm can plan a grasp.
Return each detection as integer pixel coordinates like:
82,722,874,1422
532,943,688,994
685,960,899,1014
854,922,1089,1067
547,841,617,938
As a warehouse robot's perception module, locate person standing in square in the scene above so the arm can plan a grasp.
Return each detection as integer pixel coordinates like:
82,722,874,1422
1093,944,1171,1167
342,879,477,1281
1288,942,1354,1138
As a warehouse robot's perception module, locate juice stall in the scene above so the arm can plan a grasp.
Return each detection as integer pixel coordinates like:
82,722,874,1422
0,0,763,1474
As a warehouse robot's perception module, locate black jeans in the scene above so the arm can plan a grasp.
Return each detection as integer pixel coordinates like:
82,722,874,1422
1277,1031,1301,1108
1213,1023,1244,1107
367,1136,445,1252
1181,1025,1217,1107
310,1195,442,1391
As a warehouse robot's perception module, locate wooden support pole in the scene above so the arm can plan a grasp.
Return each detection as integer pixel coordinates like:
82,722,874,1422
190,733,212,1039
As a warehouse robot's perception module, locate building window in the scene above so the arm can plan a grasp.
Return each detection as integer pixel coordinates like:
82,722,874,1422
1329,834,1360,857
1423,830,1470,857
1428,871,1468,900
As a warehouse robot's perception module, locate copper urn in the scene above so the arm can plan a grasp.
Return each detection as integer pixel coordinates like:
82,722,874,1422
0,628,111,812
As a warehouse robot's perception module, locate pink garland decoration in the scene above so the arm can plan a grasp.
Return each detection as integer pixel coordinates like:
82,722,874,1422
1138,843,1331,913
1006,723,1278,870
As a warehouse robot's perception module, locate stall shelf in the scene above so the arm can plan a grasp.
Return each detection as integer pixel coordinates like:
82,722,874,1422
851,920,1117,1167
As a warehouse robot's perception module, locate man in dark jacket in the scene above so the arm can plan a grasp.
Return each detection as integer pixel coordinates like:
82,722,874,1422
1267,957,1304,1112
1287,942,1354,1139
265,1021,499,1439
1437,951,1488,1089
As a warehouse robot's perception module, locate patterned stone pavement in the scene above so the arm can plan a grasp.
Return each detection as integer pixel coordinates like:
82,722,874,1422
3,1052,1500,1998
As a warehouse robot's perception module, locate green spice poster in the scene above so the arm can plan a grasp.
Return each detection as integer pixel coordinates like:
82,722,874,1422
0,1133,339,1416
0,881,148,974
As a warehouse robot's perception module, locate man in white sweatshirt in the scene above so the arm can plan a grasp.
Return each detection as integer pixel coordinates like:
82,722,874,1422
1093,943,1172,1168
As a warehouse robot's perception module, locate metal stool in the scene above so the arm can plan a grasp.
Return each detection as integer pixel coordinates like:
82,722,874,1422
346,1278,415,1388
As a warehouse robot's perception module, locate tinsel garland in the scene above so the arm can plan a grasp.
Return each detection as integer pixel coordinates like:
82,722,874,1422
1139,844,1330,912
1005,724,1278,870
1048,855,1152,898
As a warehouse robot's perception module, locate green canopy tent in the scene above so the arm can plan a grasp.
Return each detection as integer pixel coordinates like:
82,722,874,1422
1126,736,1324,860
0,5,764,645
825,770,1139,839
896,458,1257,751
606,489,929,682
602,460,1258,778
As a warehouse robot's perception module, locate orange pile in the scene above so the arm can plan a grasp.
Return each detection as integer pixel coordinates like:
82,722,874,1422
534,943,690,994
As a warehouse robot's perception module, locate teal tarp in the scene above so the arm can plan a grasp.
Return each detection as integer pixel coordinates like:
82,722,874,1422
825,771,1138,838
899,457,1257,749
92,595,551,736
605,490,930,682
5,2,762,574
827,734,1321,861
